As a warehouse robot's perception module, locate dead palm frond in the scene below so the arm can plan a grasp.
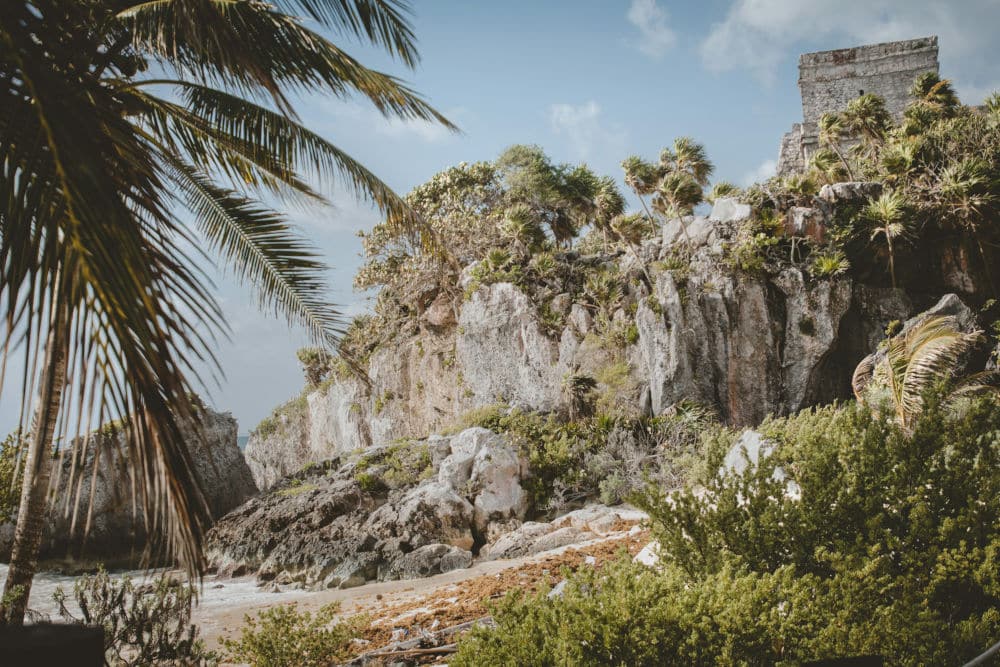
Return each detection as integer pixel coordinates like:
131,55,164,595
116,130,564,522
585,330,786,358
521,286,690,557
852,315,993,430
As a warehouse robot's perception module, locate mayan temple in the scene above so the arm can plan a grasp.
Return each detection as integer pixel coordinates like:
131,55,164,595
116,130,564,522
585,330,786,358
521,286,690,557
776,36,940,175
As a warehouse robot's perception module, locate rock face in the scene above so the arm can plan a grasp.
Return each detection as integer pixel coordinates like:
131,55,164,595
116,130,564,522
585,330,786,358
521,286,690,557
0,406,257,564
207,428,532,588
242,192,989,487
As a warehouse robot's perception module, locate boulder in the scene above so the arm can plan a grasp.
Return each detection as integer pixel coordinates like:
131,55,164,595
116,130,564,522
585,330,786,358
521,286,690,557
424,293,456,329
208,428,533,588
662,216,716,247
387,544,472,579
468,440,528,532
817,181,882,204
709,197,751,224
784,206,826,243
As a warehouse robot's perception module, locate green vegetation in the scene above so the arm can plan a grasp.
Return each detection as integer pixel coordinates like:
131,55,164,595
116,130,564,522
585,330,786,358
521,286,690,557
253,394,309,441
221,602,363,667
744,74,1000,292
53,569,214,666
354,440,433,491
852,314,996,430
454,393,1000,665
459,405,715,512
274,481,318,497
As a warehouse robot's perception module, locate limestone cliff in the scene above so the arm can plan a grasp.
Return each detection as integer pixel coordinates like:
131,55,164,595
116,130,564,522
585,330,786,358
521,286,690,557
242,191,978,490
0,405,258,565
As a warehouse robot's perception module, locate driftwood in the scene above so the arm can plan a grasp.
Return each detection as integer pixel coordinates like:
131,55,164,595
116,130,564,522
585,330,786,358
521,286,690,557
342,616,494,666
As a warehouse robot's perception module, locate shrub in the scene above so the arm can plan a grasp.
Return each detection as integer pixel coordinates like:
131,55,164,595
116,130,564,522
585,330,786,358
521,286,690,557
353,439,433,491
221,602,363,667
53,569,215,666
295,347,330,387
456,395,1000,665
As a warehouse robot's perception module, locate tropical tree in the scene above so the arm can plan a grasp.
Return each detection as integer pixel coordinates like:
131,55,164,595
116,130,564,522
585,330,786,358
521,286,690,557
852,315,994,430
842,93,892,159
808,148,848,185
862,190,911,288
661,137,713,187
817,112,855,180
0,0,453,625
592,176,626,250
620,155,661,230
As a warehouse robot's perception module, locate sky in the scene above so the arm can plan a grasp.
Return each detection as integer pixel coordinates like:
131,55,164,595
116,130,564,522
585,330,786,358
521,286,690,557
4,0,1000,437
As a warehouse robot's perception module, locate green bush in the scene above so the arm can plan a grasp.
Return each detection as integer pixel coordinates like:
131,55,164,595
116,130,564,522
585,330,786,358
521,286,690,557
458,406,712,512
454,395,1000,665
53,569,215,666
221,602,362,667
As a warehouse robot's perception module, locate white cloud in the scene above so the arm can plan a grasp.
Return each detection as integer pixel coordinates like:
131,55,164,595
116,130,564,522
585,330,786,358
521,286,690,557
741,158,777,186
548,101,626,161
700,0,1000,90
626,0,677,59
374,115,454,143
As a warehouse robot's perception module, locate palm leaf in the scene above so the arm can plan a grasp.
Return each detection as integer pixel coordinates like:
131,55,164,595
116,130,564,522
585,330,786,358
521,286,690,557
165,158,345,345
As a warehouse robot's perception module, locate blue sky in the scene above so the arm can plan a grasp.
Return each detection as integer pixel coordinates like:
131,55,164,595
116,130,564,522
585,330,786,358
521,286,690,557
4,0,1000,437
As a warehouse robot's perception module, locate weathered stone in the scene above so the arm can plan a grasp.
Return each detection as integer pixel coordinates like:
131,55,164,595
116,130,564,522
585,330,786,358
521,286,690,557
387,544,472,580
424,293,456,329
209,428,531,587
817,181,883,205
774,268,853,413
662,216,715,247
468,439,528,532
456,283,561,411
777,37,939,175
438,427,502,490
0,406,258,565
709,197,751,224
784,206,827,243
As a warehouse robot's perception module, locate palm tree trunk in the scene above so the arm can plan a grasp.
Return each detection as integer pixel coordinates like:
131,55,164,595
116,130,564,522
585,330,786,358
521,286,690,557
887,233,897,289
832,144,855,181
0,304,68,626
636,195,657,236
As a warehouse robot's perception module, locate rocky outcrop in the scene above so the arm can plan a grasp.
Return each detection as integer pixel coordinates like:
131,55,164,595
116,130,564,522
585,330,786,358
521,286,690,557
0,406,257,565
241,195,993,485
207,428,532,589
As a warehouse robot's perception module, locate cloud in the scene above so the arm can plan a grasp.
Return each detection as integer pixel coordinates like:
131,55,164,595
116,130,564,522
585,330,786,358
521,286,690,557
548,101,626,161
741,158,777,186
374,114,456,143
700,0,1000,90
626,0,676,59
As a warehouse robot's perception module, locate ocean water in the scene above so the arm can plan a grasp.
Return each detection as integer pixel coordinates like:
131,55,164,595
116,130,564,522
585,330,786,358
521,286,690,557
237,435,249,451
0,564,294,620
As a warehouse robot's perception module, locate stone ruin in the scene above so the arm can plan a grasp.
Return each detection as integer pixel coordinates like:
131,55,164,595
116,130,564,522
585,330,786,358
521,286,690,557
776,36,940,176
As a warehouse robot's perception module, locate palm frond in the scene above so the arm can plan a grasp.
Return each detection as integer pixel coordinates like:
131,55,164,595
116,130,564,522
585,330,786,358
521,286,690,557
165,158,345,345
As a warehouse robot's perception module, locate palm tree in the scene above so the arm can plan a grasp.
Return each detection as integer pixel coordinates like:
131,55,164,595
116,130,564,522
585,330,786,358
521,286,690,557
817,112,855,180
809,148,848,185
652,172,703,219
0,0,453,625
621,155,662,234
592,176,626,250
842,94,892,160
852,315,993,431
863,191,911,288
663,137,713,187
